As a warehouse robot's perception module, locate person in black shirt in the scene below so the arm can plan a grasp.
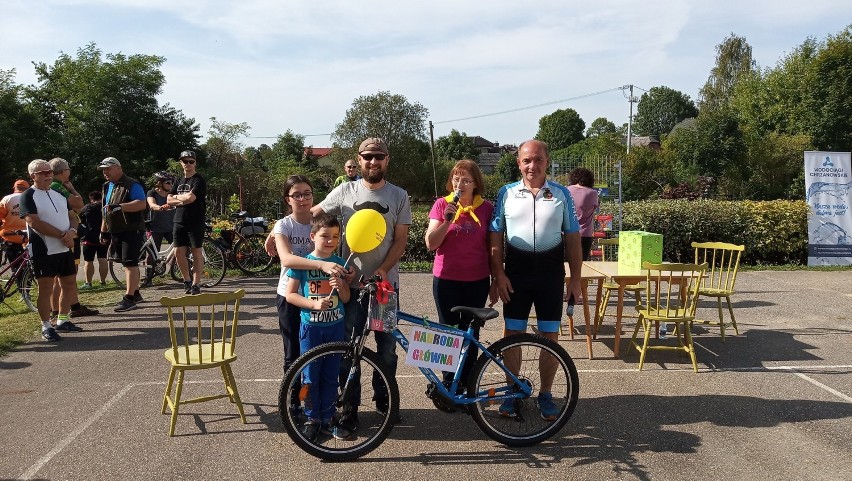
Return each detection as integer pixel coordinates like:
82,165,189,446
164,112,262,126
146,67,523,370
79,191,107,288
167,150,207,295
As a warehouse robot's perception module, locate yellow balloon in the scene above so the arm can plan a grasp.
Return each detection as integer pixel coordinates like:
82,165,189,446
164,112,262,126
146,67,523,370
346,209,386,253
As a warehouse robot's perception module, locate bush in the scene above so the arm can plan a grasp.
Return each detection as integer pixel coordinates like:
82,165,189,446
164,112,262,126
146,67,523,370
598,199,809,265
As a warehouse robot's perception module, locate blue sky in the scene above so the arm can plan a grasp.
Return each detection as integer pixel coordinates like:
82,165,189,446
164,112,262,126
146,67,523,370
2,0,850,149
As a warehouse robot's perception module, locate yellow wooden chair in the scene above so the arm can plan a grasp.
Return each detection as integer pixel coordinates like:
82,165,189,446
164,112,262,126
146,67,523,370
629,262,707,372
692,241,745,341
160,289,247,436
593,237,643,337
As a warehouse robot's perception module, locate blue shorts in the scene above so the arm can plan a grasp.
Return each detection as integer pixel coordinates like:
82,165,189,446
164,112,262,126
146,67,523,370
503,272,564,333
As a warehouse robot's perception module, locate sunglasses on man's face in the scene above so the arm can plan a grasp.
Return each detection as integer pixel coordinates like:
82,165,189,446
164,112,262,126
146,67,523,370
34,170,53,176
361,153,386,161
181,159,196,164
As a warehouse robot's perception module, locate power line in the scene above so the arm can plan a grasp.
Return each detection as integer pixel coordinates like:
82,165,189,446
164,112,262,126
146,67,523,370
434,87,624,125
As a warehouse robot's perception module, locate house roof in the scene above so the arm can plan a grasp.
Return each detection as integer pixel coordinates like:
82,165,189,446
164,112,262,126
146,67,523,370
477,152,502,167
304,147,333,158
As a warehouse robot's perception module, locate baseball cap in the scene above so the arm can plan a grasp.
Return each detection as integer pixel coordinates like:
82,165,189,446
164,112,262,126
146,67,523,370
179,150,197,160
13,179,30,191
97,157,122,169
358,137,389,155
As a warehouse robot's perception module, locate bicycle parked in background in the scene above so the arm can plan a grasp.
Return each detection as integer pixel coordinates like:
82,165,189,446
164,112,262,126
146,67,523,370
0,232,39,312
278,275,580,461
108,227,226,289
216,211,275,275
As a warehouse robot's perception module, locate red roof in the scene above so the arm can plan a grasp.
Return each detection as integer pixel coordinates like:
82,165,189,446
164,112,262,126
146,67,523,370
304,147,333,158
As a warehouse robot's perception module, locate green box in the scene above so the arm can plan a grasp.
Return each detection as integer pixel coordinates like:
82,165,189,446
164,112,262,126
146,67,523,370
618,231,663,271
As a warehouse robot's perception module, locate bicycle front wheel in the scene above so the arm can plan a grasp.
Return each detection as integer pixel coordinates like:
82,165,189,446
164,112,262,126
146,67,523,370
19,264,39,312
233,234,274,274
168,239,226,288
109,244,157,288
467,333,579,447
279,342,399,461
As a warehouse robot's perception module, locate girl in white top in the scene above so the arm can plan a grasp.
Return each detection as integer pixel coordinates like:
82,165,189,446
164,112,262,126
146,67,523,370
267,175,351,417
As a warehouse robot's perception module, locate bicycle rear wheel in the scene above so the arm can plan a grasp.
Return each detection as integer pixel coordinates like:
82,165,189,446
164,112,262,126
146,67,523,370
467,333,579,447
279,342,399,461
233,234,274,274
19,264,39,312
109,244,157,288
168,238,226,288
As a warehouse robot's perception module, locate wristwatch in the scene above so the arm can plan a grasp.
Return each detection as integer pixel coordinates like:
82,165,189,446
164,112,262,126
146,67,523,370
69,227,77,234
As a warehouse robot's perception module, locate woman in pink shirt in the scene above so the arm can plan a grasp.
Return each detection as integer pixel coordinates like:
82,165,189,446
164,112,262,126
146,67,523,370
567,168,599,260
425,159,493,391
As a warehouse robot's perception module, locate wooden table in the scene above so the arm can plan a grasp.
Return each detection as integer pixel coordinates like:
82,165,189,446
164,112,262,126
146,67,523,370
583,261,646,358
564,263,606,359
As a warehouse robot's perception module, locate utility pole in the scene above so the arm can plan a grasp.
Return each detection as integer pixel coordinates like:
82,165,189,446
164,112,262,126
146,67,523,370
428,121,438,198
618,84,638,232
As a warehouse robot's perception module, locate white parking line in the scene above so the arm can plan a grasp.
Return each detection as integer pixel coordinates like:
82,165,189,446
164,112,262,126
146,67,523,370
20,365,852,479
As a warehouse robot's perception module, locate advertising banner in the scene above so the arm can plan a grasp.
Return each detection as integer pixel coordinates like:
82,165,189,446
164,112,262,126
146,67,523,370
805,151,852,266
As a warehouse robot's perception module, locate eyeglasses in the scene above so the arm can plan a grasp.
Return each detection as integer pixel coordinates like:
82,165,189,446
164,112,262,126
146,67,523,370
345,165,358,169
288,192,313,201
181,159,195,164
361,153,386,161
163,181,173,185
452,177,474,186
33,170,53,176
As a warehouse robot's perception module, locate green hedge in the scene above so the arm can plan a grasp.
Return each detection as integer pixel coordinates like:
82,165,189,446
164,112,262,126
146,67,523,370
599,199,809,265
400,199,810,267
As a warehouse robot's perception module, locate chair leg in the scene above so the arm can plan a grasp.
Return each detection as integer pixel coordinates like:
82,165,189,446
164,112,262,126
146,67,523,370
684,322,698,373
162,366,176,414
169,370,185,437
221,365,235,403
595,288,612,338
224,363,247,424
725,295,739,335
637,318,652,371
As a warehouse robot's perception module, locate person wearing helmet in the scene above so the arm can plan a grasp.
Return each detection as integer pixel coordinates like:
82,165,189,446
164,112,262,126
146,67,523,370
147,171,176,250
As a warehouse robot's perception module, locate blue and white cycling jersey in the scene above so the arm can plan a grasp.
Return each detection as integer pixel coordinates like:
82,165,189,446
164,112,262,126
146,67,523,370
489,179,579,277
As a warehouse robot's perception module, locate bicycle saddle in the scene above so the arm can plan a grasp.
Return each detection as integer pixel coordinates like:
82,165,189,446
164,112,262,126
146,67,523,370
450,306,499,321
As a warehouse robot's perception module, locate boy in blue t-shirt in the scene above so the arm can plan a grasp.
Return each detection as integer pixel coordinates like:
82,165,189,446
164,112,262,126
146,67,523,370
285,214,350,441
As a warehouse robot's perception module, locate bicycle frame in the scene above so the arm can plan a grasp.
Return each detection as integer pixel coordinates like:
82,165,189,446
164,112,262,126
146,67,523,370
339,290,532,410
0,249,29,300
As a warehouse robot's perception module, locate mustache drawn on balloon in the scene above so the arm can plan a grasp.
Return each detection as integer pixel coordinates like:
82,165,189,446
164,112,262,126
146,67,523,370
352,201,390,214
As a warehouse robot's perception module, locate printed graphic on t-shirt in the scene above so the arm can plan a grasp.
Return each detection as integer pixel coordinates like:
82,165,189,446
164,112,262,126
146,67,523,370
176,183,192,195
303,269,340,324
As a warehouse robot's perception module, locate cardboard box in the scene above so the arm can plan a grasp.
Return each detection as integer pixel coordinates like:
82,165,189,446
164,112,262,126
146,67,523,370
618,231,663,271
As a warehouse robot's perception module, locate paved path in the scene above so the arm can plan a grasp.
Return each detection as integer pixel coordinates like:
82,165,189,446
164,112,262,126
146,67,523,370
1,271,851,480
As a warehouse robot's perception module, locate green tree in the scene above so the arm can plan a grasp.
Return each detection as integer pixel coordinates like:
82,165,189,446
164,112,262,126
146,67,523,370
26,43,199,193
0,69,48,190
535,108,585,150
494,152,518,184
332,91,433,197
807,26,852,150
745,132,812,200
434,129,480,161
699,33,756,112
633,86,698,138
585,117,617,138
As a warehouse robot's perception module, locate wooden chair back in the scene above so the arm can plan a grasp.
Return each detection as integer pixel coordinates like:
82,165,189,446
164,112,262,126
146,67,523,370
161,289,246,366
692,242,745,295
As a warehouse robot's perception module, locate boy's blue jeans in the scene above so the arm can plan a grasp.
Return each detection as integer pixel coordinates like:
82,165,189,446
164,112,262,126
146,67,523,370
299,321,345,422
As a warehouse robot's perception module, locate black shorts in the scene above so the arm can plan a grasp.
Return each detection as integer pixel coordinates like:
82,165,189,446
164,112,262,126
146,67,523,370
173,223,205,249
503,271,565,333
73,237,81,264
82,242,108,262
112,230,145,267
32,251,77,279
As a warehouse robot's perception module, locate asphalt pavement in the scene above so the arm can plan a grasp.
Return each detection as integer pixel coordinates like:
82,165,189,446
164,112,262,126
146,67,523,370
1,270,851,481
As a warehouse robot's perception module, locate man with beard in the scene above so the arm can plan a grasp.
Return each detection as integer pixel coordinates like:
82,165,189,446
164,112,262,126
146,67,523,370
312,137,411,438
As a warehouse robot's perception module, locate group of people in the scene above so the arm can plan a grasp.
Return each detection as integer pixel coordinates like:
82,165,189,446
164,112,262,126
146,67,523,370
267,137,587,442
2,149,213,342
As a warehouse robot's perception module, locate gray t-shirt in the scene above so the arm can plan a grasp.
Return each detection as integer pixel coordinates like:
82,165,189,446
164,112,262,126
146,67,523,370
318,180,412,287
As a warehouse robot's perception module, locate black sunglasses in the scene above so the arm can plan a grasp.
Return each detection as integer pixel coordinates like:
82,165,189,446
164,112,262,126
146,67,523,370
181,159,196,164
361,153,386,161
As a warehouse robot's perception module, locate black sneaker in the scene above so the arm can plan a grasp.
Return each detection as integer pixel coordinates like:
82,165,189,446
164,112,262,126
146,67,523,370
374,396,403,424
70,305,99,317
338,404,359,433
42,327,62,342
184,281,192,294
302,420,321,442
133,291,143,303
114,297,137,312
55,321,83,332
190,284,201,295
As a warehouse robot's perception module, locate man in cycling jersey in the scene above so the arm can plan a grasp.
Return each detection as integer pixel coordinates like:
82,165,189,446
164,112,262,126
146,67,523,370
488,139,582,421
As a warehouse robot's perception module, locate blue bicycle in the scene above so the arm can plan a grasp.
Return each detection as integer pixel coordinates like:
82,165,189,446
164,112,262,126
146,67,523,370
279,276,580,461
